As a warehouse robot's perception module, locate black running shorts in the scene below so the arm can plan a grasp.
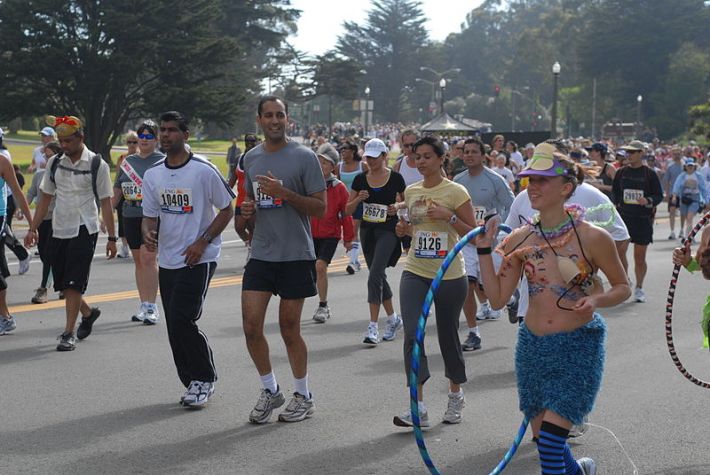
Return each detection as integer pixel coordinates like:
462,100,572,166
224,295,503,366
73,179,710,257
243,259,317,300
49,226,98,294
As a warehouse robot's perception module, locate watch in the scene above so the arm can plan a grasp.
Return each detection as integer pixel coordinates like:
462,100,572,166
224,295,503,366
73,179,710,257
448,214,458,225
200,231,213,243
107,236,118,242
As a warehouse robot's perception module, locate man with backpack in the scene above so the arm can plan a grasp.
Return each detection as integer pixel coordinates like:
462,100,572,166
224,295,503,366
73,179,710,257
612,140,664,303
25,115,116,351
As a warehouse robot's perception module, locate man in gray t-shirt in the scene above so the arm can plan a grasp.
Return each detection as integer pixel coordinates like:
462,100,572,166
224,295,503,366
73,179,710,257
244,141,325,261
240,96,326,424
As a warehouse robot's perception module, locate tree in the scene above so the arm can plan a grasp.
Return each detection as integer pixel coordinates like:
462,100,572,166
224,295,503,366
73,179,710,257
309,52,364,131
336,0,429,122
0,0,298,159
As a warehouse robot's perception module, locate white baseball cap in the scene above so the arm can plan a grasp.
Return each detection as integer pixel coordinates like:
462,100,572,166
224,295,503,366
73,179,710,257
363,138,388,158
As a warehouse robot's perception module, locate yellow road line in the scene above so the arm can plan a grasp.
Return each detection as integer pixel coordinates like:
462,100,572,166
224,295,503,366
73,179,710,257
9,257,356,314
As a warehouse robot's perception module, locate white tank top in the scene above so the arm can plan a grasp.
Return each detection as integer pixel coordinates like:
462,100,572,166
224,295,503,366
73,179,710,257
398,158,422,186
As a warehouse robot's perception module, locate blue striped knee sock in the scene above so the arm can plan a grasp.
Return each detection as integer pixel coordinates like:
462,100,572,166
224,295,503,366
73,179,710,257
537,421,581,475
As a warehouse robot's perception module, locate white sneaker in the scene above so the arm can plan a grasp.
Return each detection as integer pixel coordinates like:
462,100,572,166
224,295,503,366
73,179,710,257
132,303,146,322
487,306,502,320
442,391,465,424
143,305,159,325
18,256,31,275
118,242,130,258
476,302,491,321
382,314,403,341
577,457,597,475
313,306,330,323
393,408,430,428
363,323,379,346
181,381,215,407
634,287,646,303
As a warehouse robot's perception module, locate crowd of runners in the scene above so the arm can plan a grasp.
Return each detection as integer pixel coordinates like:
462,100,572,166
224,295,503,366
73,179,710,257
0,95,708,475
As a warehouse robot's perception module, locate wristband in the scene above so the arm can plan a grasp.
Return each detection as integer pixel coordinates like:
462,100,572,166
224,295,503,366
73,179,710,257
107,236,118,242
686,258,700,273
201,231,213,243
476,247,492,255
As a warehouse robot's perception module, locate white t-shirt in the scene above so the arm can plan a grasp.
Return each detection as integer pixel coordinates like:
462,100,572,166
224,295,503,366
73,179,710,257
33,146,47,170
493,166,515,185
701,164,710,185
505,182,630,241
509,151,525,174
142,154,235,269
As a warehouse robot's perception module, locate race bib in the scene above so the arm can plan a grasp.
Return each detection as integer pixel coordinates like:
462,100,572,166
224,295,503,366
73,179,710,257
414,231,448,259
473,206,487,226
160,187,193,214
253,181,283,209
623,189,644,205
121,182,142,201
362,202,388,223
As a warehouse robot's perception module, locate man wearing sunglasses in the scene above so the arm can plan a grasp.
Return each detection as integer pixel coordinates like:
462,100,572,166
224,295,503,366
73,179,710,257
393,130,422,255
113,121,165,325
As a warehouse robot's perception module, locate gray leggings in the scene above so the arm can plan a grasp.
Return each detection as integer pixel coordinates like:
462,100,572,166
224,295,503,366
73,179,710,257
361,227,399,304
400,270,468,386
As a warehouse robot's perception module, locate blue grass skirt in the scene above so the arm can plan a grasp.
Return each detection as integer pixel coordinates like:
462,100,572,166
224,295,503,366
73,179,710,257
516,314,607,425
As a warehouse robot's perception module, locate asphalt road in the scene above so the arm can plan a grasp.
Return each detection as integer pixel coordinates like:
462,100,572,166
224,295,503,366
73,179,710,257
1,216,709,475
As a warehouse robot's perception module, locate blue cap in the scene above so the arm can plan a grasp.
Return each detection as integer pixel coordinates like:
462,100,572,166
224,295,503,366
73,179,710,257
39,127,55,136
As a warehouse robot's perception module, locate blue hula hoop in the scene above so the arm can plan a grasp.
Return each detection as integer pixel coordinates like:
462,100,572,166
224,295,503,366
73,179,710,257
409,223,529,475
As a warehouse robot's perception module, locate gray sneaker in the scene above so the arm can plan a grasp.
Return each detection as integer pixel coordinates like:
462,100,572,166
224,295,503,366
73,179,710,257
249,387,286,424
182,381,215,407
393,408,430,428
442,392,465,424
143,306,159,325
31,287,48,304
278,392,315,422
0,316,17,335
56,332,76,351
313,306,330,323
577,457,597,475
382,314,403,341
462,332,481,351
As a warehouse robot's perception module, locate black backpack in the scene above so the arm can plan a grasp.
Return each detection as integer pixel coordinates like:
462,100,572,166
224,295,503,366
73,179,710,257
49,152,103,202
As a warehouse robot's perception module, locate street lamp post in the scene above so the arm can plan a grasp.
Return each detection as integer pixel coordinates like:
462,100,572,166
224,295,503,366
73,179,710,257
364,86,370,138
439,78,446,115
636,94,643,139
551,61,561,138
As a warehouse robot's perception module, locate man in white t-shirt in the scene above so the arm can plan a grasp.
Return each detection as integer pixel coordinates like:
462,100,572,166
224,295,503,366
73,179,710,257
142,111,235,408
492,154,515,190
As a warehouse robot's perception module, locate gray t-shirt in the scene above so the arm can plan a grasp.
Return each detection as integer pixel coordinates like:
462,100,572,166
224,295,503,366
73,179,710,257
244,141,326,262
453,167,515,221
114,151,165,217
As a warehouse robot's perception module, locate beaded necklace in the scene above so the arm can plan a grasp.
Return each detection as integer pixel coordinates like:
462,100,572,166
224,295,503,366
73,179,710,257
530,204,585,240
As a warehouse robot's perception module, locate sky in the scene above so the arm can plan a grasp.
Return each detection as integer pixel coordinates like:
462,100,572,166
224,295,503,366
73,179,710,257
289,0,485,56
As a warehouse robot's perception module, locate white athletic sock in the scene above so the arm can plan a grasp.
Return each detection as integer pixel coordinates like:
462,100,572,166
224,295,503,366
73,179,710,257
260,372,278,394
417,401,427,413
449,389,463,397
468,326,480,336
294,374,309,398
388,312,398,321
350,242,360,264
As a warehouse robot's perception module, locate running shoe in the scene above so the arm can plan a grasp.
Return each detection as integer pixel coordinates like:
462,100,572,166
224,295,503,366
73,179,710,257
475,302,491,321
577,457,597,475
117,242,130,258
442,391,465,424
568,417,589,438
18,256,31,275
382,314,403,341
634,287,646,303
668,232,676,240
182,381,215,407
507,289,520,323
249,387,286,424
487,306,502,320
312,306,330,323
31,287,48,304
0,316,17,335
461,332,481,351
393,408,430,428
346,261,361,275
363,323,379,346
56,331,76,351
278,392,315,422
132,303,146,322
143,306,159,325
76,307,101,340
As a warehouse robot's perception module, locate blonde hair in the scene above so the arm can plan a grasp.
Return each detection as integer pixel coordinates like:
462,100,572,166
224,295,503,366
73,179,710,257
125,130,138,142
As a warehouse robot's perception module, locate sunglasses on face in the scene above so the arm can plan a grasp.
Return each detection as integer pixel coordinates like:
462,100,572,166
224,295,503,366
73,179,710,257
402,143,415,148
138,133,155,140
126,141,138,144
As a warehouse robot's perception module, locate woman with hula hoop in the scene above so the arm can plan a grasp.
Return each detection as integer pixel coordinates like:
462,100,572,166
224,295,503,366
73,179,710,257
392,136,476,427
475,143,630,475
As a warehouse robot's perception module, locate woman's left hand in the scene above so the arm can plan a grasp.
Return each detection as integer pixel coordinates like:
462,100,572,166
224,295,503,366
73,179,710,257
426,200,452,221
573,295,597,316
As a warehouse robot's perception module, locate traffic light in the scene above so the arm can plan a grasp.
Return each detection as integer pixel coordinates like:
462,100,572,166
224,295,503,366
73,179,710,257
494,85,500,97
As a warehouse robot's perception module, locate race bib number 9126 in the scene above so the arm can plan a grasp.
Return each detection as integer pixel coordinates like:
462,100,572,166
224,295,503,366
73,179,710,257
160,188,193,214
414,231,448,259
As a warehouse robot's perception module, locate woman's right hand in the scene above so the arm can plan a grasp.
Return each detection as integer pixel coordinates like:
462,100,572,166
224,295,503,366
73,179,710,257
357,190,369,202
474,214,500,248
672,244,691,267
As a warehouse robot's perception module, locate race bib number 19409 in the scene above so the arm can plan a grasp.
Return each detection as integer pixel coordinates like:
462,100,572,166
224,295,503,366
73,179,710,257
414,231,448,259
160,188,193,214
